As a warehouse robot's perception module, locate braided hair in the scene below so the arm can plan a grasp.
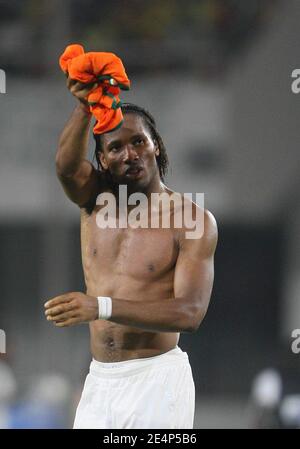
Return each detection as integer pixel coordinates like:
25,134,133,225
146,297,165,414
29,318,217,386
93,103,169,181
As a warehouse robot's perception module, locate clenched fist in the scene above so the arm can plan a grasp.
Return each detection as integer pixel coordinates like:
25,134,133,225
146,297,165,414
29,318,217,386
66,74,98,108
44,292,98,327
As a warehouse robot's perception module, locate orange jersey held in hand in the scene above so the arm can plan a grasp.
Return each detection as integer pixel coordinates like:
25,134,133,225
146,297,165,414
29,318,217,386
59,44,130,134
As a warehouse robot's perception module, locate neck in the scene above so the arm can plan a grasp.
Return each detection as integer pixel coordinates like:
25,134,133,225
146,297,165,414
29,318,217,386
134,173,165,198
112,174,166,214
112,173,165,199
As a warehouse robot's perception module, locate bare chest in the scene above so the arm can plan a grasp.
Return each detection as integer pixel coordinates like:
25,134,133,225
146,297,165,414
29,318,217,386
81,211,179,280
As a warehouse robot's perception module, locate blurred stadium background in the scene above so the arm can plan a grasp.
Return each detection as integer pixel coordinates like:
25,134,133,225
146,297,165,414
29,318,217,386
1,0,300,428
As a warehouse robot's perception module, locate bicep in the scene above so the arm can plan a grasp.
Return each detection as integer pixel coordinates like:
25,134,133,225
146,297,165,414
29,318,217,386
174,246,215,310
174,210,218,312
57,160,101,208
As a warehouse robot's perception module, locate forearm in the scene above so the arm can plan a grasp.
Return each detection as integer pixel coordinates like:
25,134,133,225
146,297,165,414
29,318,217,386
107,296,203,333
44,292,206,332
56,103,92,176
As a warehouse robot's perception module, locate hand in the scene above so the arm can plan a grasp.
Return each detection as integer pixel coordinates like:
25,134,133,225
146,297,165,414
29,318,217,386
44,292,98,327
66,75,98,108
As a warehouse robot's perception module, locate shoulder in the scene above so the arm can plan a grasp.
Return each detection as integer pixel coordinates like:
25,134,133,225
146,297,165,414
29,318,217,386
164,186,216,223
162,186,218,249
201,209,218,257
202,209,218,243
178,201,218,257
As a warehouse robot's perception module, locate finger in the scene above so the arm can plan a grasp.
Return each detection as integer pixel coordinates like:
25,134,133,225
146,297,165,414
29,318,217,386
79,83,99,97
45,302,76,316
66,77,78,89
69,80,86,91
55,318,79,327
44,294,73,309
70,82,98,96
47,311,78,322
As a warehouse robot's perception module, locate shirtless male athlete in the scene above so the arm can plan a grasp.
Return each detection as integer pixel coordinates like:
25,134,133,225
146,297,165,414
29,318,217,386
44,77,218,429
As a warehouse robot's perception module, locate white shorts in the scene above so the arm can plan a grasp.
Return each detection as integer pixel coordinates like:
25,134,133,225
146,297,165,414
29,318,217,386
73,345,195,429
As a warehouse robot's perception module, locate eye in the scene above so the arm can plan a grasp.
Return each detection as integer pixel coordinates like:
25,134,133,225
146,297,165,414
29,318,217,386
133,138,144,146
110,145,122,153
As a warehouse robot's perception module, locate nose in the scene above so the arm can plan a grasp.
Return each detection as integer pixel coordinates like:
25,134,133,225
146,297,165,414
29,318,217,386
123,144,139,162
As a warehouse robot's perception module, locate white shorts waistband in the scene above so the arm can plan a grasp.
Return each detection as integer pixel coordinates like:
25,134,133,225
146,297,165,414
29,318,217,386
89,345,189,378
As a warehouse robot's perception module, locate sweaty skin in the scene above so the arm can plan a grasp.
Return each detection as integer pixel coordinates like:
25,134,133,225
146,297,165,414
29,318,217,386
45,78,218,362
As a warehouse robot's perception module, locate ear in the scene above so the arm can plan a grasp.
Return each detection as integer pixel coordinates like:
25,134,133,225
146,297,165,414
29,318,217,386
154,139,160,157
99,152,108,170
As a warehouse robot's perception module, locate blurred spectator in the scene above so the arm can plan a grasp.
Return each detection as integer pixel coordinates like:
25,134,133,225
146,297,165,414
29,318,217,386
279,395,300,429
249,368,283,428
0,360,17,429
8,373,72,429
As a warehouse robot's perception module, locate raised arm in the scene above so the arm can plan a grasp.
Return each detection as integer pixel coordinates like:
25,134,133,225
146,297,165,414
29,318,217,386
44,210,218,333
55,77,103,208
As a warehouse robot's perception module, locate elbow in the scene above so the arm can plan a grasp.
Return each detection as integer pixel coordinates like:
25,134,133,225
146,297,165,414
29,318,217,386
182,303,207,334
184,321,200,334
185,322,201,334
169,297,208,333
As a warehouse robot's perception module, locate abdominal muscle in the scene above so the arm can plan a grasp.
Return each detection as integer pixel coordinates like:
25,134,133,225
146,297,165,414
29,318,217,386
86,271,180,362
87,275,180,362
89,320,180,362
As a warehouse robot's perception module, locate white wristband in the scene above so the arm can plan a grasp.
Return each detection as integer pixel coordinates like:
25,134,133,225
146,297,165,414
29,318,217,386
97,296,112,320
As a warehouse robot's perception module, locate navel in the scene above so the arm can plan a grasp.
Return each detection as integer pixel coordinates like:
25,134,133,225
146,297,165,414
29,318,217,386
106,337,115,348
